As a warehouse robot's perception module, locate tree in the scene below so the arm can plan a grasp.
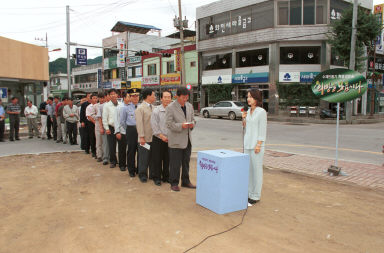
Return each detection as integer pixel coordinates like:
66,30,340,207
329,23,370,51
328,6,381,71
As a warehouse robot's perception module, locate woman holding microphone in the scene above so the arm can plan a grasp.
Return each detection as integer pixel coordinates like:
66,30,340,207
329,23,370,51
242,89,267,205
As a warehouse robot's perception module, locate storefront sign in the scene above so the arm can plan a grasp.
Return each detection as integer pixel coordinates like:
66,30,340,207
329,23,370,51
300,72,320,83
120,68,126,81
102,81,112,89
232,73,268,84
202,75,232,85
161,73,181,85
311,69,367,103
279,72,300,82
142,75,160,86
117,38,125,68
175,50,181,72
129,79,142,89
112,80,121,89
97,69,102,88
127,56,142,64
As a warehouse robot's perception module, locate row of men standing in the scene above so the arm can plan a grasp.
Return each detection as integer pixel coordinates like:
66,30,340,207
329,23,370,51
80,87,196,191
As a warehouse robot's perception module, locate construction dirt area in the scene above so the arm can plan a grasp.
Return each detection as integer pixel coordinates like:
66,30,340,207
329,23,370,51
0,152,383,253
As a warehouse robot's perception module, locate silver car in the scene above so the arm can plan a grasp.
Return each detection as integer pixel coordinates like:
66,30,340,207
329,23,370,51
200,101,245,120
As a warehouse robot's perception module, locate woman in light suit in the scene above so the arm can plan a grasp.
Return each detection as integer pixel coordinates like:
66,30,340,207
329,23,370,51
242,89,267,205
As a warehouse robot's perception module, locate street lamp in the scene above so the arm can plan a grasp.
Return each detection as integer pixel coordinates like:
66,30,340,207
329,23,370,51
49,48,62,52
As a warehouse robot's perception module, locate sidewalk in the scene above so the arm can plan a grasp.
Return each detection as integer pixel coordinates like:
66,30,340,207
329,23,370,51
263,150,384,190
267,114,384,124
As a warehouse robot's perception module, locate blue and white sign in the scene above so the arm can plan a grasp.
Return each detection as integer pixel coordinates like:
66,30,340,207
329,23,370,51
102,81,112,89
232,73,269,84
202,75,232,85
279,72,300,82
76,48,87,66
300,72,320,83
0,88,8,102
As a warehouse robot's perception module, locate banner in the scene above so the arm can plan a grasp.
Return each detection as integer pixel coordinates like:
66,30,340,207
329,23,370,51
142,75,160,86
175,50,181,72
97,69,102,88
76,48,87,65
311,69,367,103
117,38,125,68
127,56,142,64
232,73,268,84
202,75,232,85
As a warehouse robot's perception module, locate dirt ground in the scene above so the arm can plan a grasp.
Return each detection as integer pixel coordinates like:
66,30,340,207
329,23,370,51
0,152,383,253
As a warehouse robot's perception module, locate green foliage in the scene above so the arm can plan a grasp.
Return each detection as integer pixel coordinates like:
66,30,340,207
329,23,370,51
328,6,382,71
277,83,319,107
49,56,102,75
206,84,234,104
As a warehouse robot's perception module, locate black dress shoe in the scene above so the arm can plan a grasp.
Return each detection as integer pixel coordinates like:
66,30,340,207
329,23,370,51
0,139,4,142
110,163,116,168
129,172,135,177
139,177,147,183
103,161,109,165
85,150,90,154
120,166,126,171
92,153,96,158
181,182,196,189
154,180,161,186
29,136,33,139
248,198,259,205
97,158,102,162
9,139,14,141
171,185,180,191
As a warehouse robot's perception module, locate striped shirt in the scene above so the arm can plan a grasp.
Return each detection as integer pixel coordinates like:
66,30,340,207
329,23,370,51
7,103,21,116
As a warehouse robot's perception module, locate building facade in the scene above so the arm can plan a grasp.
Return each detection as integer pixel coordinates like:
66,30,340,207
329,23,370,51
49,73,69,98
72,63,102,95
0,36,48,109
196,0,372,114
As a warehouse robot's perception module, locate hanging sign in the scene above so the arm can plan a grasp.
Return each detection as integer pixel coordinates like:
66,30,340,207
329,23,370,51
311,69,367,103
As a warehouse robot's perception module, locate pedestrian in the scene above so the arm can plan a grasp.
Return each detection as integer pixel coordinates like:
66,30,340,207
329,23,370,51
242,89,267,205
150,90,172,185
24,100,40,139
80,93,91,152
166,87,196,192
57,97,69,144
115,91,131,171
55,96,66,143
39,99,48,139
46,97,54,140
52,96,60,141
119,88,140,177
102,89,119,168
135,89,156,183
86,93,98,158
97,91,109,165
0,98,5,142
94,92,105,162
63,97,79,145
6,97,21,141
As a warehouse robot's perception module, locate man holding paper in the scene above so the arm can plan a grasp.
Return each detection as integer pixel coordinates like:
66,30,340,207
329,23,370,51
166,87,196,192
135,89,156,183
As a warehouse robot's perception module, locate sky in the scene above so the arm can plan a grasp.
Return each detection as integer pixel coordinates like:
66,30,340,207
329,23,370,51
0,0,217,61
1,0,384,62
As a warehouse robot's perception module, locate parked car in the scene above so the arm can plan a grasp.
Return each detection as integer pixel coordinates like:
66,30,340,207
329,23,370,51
200,101,245,120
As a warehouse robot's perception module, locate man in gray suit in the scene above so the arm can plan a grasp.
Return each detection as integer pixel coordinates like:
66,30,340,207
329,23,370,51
166,87,196,192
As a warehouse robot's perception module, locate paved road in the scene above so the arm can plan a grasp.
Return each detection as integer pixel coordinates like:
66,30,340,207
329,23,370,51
1,118,383,166
192,117,384,166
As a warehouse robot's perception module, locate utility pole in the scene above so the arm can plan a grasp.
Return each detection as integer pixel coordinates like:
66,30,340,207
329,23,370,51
178,0,186,86
347,0,358,122
66,5,72,98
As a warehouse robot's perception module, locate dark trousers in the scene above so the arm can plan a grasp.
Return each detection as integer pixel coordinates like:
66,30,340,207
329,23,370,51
82,124,90,152
47,116,52,138
169,141,192,186
138,142,152,179
9,115,20,140
126,126,138,174
52,117,57,140
0,120,4,141
118,134,127,168
107,125,117,165
66,122,78,144
151,136,169,182
79,126,85,149
87,122,96,154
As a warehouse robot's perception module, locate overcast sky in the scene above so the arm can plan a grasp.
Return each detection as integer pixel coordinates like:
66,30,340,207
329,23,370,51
1,0,383,62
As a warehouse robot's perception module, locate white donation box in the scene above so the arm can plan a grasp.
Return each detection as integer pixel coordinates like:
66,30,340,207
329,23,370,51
196,149,250,214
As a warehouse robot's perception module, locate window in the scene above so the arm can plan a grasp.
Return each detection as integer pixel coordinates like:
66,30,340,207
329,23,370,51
148,64,156,75
278,1,289,25
290,0,302,25
166,61,175,73
280,47,321,64
316,0,327,24
202,53,232,71
303,0,315,25
237,48,269,67
75,73,97,83
215,102,230,107
252,1,274,30
190,61,196,67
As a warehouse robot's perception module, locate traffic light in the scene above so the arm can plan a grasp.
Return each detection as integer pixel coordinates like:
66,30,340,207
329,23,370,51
162,52,172,57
